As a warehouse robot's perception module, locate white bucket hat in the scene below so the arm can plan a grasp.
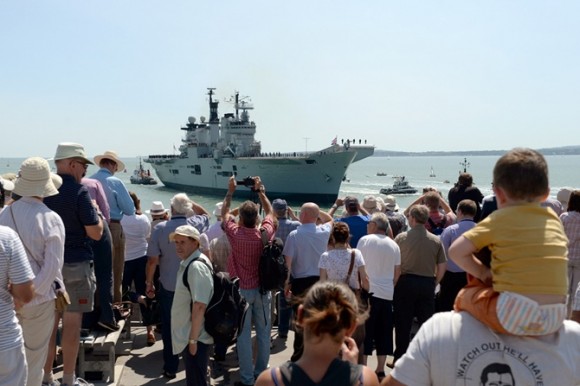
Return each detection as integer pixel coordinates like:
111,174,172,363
13,157,62,198
53,142,94,164
146,201,169,215
94,150,125,171
0,177,15,192
169,225,200,242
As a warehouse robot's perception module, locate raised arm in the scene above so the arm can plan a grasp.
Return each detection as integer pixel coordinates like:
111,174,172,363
254,176,273,216
222,176,237,223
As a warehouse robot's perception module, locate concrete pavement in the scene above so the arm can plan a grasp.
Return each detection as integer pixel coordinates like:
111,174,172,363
53,319,394,385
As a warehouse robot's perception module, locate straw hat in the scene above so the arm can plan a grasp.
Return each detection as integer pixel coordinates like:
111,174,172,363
169,225,200,242
13,157,62,198
53,142,94,164
146,201,169,215
94,150,125,171
383,195,400,212
362,195,383,214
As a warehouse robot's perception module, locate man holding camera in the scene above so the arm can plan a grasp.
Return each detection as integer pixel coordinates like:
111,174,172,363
328,196,371,247
221,176,277,386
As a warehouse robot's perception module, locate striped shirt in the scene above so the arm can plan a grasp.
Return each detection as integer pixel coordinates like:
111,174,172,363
0,226,34,350
224,217,275,289
0,197,65,307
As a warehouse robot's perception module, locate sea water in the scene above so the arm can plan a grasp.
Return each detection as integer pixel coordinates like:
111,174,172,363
1,155,578,216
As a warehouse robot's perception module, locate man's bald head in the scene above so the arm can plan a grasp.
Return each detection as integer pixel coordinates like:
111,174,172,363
299,202,320,224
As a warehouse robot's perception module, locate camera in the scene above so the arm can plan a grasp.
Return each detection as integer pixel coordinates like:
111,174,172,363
236,176,255,188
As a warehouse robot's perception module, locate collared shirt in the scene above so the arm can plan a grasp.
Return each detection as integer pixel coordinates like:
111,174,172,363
90,168,135,221
561,211,580,264
0,197,65,307
283,222,332,279
81,177,110,223
147,216,188,291
395,224,446,277
0,226,34,351
224,217,275,289
44,174,100,264
440,219,477,273
275,217,301,243
171,250,214,354
121,213,151,261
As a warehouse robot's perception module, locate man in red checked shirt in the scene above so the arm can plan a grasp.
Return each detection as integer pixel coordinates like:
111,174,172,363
221,176,277,386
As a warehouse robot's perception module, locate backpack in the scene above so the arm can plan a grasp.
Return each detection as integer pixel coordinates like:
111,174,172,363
427,216,447,236
258,228,287,294
183,256,249,345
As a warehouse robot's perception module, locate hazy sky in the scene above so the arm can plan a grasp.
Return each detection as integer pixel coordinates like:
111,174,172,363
2,1,578,158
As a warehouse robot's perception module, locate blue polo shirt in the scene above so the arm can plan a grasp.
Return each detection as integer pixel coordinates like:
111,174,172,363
44,174,100,263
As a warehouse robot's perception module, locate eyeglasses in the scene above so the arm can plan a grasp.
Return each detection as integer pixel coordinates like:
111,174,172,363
73,160,89,169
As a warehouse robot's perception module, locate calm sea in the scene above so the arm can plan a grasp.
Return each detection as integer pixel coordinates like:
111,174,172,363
1,155,578,217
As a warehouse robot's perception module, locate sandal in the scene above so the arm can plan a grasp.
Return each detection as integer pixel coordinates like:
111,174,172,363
147,331,156,346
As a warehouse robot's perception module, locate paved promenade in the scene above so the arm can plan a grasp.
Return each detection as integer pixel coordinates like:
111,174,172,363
53,319,394,385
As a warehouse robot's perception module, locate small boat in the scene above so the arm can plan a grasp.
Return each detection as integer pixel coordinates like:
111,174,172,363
376,172,387,176
379,176,418,195
130,158,158,185
429,166,436,178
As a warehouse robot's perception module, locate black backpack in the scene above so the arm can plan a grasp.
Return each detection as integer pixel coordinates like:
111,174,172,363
183,256,249,345
427,216,447,236
258,228,287,294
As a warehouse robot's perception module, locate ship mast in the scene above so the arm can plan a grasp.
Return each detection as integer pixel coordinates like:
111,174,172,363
208,87,219,123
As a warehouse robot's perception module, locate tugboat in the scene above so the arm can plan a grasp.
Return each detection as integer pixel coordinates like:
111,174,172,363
130,158,157,185
379,176,418,195
145,88,374,203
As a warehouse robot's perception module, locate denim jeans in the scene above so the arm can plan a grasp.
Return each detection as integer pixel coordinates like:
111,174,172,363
278,292,292,336
159,284,179,373
238,288,271,385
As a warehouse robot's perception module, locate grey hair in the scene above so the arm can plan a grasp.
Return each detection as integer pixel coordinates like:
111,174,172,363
370,212,389,232
170,193,192,215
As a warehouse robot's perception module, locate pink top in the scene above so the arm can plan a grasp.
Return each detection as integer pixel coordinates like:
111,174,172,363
81,177,110,223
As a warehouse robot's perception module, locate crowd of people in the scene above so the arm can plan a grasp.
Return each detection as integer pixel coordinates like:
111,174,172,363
0,145,579,386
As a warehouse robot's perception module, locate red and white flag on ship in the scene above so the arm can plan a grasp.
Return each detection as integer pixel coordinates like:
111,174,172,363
331,136,337,145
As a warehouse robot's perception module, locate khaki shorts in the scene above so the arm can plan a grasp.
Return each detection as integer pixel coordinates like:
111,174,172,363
62,261,96,313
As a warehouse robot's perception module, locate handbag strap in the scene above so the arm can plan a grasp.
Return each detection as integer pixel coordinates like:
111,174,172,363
9,206,41,270
345,250,355,284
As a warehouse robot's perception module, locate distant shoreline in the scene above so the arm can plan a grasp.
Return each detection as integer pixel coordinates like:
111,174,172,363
374,145,580,157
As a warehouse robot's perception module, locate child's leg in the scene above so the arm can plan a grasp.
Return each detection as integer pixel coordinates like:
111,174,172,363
454,274,508,334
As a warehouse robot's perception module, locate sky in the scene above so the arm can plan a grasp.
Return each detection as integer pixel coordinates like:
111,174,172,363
1,1,579,158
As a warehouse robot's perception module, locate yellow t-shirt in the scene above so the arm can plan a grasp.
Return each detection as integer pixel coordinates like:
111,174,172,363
463,204,568,295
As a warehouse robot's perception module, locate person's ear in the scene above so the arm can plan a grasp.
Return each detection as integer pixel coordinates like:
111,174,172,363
345,321,357,337
295,305,304,327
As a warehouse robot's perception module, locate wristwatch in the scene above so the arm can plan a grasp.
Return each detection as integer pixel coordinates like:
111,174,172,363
189,339,198,344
